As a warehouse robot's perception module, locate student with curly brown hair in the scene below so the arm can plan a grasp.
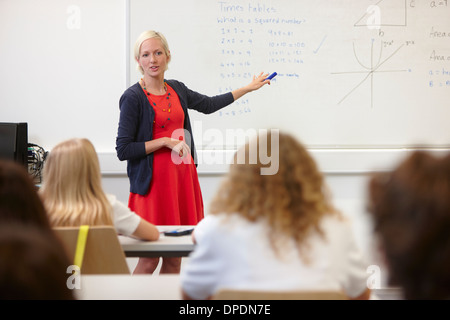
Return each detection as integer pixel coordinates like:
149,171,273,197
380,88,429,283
368,150,450,300
180,130,371,300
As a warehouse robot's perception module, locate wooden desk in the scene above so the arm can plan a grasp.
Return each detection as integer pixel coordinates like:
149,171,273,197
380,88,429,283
76,274,181,300
119,226,195,258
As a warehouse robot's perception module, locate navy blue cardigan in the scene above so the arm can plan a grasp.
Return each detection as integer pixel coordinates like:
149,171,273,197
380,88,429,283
116,80,234,195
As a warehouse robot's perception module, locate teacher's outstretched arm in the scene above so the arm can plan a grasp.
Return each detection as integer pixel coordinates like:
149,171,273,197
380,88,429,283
231,72,270,101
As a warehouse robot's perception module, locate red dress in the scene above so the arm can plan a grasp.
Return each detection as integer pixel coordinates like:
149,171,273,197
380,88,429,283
128,84,204,225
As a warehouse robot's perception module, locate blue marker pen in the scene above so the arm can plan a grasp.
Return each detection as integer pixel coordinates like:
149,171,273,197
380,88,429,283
265,72,277,81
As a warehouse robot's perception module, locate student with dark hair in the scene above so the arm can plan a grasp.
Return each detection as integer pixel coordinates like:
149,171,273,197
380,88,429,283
0,159,74,299
0,223,75,300
0,159,51,230
368,151,450,300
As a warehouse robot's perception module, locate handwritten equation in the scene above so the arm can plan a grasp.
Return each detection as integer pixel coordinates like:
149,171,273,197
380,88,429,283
215,1,306,116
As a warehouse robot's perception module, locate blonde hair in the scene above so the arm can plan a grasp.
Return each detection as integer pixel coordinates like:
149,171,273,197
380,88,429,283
209,131,341,262
39,138,113,227
134,30,171,74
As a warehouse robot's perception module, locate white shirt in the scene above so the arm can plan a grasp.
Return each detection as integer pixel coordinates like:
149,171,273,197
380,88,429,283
107,194,140,236
181,213,370,300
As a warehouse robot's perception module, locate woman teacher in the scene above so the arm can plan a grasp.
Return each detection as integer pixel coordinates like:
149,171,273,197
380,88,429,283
116,30,271,274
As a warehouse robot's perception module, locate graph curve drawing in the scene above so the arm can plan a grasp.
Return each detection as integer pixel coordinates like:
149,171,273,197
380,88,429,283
332,39,409,108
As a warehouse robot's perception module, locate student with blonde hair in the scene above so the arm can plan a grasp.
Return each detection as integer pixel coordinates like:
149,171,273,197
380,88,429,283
181,131,371,300
40,138,159,241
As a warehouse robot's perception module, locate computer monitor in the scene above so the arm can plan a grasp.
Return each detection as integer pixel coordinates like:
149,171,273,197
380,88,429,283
0,122,28,168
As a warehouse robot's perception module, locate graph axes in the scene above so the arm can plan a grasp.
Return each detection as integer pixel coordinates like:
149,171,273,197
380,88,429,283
331,40,408,108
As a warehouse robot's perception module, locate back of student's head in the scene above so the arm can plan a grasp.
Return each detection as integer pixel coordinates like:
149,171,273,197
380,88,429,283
368,150,450,299
0,159,51,230
210,130,340,259
0,223,75,300
40,138,113,227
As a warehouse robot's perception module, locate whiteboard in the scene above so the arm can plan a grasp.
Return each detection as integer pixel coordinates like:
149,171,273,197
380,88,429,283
129,0,450,149
0,0,125,152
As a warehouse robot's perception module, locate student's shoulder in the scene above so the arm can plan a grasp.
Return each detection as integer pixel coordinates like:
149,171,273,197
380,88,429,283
105,194,131,213
105,193,117,204
194,214,229,241
196,214,248,237
196,214,220,231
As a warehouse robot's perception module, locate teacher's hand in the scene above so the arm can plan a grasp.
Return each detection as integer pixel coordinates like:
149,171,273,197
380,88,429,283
231,72,270,101
166,138,191,158
249,71,271,90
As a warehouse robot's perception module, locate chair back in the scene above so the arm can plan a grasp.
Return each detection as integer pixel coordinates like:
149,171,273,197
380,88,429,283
212,289,348,300
53,226,130,274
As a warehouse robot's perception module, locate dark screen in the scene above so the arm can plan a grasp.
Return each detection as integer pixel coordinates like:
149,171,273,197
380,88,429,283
0,123,28,166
